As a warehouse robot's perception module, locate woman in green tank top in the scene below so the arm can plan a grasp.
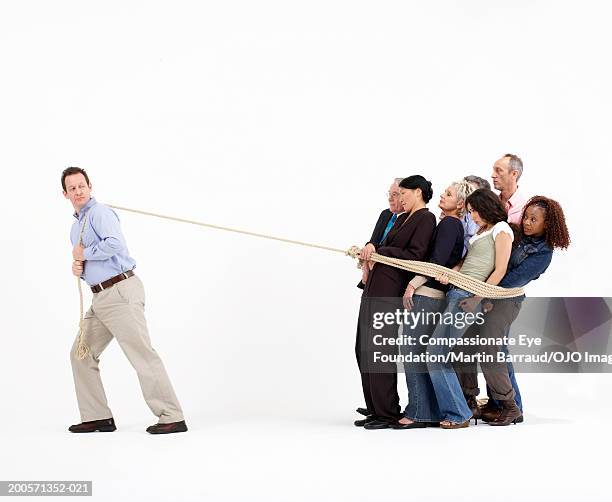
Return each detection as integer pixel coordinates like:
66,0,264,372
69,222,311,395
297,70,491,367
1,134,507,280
426,189,514,428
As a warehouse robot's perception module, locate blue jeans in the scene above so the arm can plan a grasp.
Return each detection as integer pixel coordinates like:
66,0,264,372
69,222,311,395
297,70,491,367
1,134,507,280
426,288,476,423
401,295,445,422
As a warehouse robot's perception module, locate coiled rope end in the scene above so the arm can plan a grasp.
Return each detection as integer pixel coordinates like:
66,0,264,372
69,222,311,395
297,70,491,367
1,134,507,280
75,320,90,360
75,341,90,360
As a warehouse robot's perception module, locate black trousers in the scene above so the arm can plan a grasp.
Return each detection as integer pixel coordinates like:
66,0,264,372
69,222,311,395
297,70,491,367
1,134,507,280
355,297,401,422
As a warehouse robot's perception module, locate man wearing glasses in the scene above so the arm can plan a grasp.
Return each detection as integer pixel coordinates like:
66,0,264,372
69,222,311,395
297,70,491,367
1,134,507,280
354,178,404,424
358,178,405,288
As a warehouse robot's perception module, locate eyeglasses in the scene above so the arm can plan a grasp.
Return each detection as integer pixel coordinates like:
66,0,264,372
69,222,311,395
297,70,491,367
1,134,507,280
387,192,401,198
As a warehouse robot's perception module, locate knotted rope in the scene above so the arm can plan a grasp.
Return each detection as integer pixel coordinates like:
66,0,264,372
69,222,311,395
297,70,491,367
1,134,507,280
75,213,91,360
107,204,524,299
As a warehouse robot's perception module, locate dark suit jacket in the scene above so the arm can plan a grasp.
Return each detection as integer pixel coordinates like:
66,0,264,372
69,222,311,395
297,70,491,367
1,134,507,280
357,208,395,289
363,208,436,298
368,208,394,246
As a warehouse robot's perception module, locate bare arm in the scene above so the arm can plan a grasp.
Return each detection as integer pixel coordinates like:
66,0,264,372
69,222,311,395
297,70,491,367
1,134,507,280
459,233,512,312
485,232,513,286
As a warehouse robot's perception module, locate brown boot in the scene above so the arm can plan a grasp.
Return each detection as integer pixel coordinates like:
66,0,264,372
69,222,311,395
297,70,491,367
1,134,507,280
480,400,502,423
465,395,481,424
488,399,522,426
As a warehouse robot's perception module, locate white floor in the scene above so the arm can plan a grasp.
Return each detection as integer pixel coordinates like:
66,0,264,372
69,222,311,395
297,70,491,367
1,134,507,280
2,374,611,502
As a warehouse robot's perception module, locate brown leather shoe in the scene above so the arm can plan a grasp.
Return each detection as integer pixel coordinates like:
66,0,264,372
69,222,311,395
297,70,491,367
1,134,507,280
465,395,481,424
488,400,522,426
480,400,503,423
68,418,116,433
146,420,188,434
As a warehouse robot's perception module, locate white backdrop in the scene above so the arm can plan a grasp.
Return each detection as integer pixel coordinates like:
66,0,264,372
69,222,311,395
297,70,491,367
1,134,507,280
1,1,611,501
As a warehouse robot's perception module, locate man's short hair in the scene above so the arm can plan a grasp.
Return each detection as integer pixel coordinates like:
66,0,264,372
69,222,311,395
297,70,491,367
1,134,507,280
61,167,90,191
463,175,491,190
393,177,404,185
503,153,523,180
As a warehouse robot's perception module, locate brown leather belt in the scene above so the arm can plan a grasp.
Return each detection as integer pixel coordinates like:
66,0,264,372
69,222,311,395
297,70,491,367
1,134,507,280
91,270,135,293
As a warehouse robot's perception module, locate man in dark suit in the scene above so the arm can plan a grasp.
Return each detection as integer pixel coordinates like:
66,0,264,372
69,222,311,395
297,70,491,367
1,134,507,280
354,178,404,422
358,178,404,289
355,175,436,429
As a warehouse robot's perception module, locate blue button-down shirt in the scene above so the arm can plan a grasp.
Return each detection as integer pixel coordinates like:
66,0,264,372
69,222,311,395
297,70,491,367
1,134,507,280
70,197,137,286
461,212,479,258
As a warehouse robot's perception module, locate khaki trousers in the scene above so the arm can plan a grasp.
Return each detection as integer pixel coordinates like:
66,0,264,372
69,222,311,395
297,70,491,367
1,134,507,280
70,275,184,423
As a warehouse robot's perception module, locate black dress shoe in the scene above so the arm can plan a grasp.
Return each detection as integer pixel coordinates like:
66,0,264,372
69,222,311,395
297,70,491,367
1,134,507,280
356,407,372,417
363,420,393,430
146,420,188,434
354,416,377,427
68,418,116,433
391,420,428,430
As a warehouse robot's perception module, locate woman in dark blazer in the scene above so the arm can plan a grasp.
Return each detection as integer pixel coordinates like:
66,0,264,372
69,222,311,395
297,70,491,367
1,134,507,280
355,175,437,430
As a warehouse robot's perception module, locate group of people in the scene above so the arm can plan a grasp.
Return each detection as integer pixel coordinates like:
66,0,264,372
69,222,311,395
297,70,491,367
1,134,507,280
61,156,571,434
355,154,571,430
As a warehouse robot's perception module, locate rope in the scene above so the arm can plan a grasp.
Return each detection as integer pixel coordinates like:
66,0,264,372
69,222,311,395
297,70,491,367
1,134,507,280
345,248,524,299
108,204,524,299
75,213,91,360
108,204,347,255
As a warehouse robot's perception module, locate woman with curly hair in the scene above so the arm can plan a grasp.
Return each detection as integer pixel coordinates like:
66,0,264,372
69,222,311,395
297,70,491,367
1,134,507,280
458,195,571,426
